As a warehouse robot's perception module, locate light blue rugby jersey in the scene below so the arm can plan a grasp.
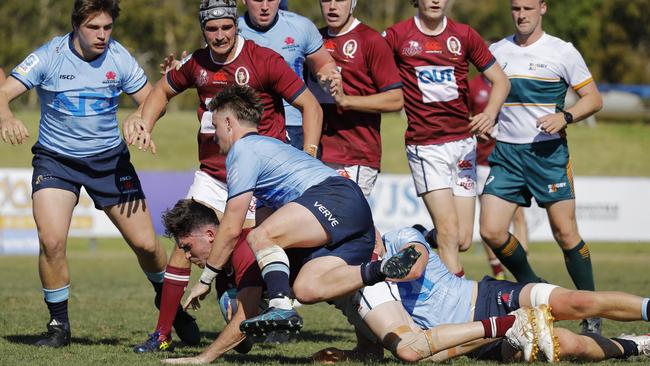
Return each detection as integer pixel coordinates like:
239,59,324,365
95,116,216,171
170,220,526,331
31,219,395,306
11,34,147,157
383,227,475,329
238,10,323,127
226,134,338,209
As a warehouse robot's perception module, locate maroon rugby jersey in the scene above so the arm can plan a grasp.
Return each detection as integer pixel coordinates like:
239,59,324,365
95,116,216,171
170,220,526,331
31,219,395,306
468,74,495,166
167,38,306,181
384,16,495,145
311,21,402,170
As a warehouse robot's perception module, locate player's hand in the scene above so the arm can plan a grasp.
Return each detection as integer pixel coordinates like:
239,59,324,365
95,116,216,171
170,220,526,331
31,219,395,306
159,51,188,75
0,116,29,145
469,112,496,135
537,112,567,135
122,115,157,154
329,72,348,107
162,356,210,365
183,282,212,311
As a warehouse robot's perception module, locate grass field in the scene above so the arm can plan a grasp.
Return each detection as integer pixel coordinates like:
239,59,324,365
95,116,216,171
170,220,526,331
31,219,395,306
1,239,650,365
1,110,649,175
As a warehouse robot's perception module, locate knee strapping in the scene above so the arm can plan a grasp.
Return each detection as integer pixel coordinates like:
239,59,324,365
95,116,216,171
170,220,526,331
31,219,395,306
530,283,559,307
384,325,436,360
255,245,289,274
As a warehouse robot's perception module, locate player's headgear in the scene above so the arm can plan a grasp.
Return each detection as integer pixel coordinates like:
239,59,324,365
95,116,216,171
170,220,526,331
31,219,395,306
199,0,237,29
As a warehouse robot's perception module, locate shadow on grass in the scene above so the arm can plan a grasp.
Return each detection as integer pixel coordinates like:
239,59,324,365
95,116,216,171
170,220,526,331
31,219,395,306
4,334,121,346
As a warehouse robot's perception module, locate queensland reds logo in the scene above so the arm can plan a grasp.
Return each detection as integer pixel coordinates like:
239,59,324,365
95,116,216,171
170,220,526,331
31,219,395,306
446,36,462,56
342,39,358,59
235,67,250,85
196,69,208,87
402,40,422,56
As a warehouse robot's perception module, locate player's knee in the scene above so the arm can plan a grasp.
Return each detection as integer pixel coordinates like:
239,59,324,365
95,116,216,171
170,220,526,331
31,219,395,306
458,235,472,251
384,327,435,363
39,235,66,258
479,226,503,247
292,280,321,304
246,226,271,251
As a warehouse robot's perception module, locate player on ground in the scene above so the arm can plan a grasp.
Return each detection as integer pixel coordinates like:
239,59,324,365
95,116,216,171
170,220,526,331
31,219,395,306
129,0,323,353
468,71,529,279
183,85,420,338
158,199,532,365
480,0,604,333
0,0,170,348
315,226,650,363
310,0,404,197
384,0,510,276
238,0,336,153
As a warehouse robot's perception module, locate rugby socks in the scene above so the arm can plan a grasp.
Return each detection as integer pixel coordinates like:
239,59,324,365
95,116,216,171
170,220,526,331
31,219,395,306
612,337,639,358
493,233,540,283
256,246,292,309
44,285,70,326
562,240,595,291
642,298,649,321
481,315,515,338
155,266,190,339
361,261,386,286
489,258,506,278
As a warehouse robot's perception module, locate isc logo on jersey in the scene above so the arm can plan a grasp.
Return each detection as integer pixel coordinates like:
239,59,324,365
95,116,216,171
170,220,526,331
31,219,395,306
415,65,458,103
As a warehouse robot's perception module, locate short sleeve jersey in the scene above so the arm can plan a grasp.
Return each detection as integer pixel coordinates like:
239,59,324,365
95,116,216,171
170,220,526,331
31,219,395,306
490,33,594,144
238,10,323,127
468,74,495,166
383,227,474,329
231,229,264,290
11,34,147,157
226,134,338,209
308,20,402,169
167,37,306,181
384,16,495,145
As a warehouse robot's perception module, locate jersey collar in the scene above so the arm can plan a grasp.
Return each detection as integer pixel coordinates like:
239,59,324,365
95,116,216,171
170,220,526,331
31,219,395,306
414,14,447,37
327,18,361,37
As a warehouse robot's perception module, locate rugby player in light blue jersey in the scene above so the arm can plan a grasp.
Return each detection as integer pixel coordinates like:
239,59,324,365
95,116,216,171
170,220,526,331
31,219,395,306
239,0,336,154
0,0,194,348
182,85,420,337
318,226,650,363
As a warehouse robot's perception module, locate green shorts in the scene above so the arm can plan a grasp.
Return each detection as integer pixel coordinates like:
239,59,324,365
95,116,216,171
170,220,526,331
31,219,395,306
482,139,574,207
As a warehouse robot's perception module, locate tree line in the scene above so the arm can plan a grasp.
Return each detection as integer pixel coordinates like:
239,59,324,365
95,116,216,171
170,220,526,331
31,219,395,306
1,0,648,109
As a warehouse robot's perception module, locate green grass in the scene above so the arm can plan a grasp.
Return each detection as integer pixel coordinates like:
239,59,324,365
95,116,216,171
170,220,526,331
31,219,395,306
1,239,650,365
2,110,650,175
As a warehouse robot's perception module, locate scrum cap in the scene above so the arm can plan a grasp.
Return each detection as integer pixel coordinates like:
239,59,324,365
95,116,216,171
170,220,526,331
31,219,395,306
199,0,237,28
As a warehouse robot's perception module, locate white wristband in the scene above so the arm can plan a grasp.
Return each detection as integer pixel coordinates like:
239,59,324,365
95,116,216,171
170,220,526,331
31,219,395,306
199,264,221,285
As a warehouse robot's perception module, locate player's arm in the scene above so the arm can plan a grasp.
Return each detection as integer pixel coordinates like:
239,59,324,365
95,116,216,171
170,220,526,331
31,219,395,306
289,88,323,157
305,46,338,84
123,82,159,153
184,192,253,309
331,76,403,113
0,76,30,145
537,81,603,135
123,77,177,152
470,62,510,136
164,286,263,364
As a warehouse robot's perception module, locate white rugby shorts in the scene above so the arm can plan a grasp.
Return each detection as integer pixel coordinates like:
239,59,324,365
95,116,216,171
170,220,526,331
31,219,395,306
324,163,378,198
406,136,477,197
185,170,256,220
476,164,491,195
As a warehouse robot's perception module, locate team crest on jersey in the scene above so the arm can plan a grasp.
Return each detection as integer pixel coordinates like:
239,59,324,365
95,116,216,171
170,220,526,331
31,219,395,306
446,36,462,56
282,36,300,52
103,71,119,85
197,69,209,87
16,53,40,76
402,41,422,56
235,67,250,85
342,39,358,59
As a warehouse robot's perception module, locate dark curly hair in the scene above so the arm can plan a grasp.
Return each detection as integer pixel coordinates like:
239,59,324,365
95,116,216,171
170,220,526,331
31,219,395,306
71,0,120,28
207,85,263,127
162,199,220,240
